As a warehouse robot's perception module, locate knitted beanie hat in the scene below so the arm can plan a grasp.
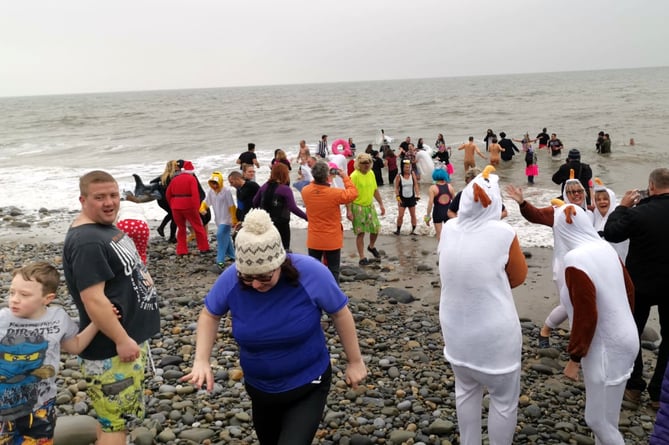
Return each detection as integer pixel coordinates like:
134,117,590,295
235,209,286,274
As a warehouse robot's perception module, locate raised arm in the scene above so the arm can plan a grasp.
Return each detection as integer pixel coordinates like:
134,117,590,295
338,174,359,204
603,196,636,243
505,184,554,227
282,186,307,220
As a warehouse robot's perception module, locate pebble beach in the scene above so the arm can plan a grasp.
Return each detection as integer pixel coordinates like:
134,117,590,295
0,212,663,445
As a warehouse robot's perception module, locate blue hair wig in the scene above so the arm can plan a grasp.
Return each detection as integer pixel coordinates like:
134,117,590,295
432,168,449,182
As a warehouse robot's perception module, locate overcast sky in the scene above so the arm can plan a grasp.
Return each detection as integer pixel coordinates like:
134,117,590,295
2,0,667,97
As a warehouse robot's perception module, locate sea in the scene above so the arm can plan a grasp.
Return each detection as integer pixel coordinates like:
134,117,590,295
1,66,668,247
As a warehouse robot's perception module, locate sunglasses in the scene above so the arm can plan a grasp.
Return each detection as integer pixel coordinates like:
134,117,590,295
237,269,277,284
359,161,371,165
566,189,584,195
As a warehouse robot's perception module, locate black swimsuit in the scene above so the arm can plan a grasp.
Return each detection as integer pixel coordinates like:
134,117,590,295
432,183,453,223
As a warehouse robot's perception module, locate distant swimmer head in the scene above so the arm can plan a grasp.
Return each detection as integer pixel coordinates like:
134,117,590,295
567,149,581,162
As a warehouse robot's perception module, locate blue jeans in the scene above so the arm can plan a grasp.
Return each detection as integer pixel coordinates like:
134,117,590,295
216,224,235,264
293,180,310,192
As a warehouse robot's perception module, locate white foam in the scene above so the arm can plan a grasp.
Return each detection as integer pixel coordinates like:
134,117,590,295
0,154,557,248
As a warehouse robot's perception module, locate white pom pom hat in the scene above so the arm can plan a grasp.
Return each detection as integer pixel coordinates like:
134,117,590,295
235,209,286,274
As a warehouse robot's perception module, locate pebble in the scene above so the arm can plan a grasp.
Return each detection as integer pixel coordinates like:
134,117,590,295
0,237,658,445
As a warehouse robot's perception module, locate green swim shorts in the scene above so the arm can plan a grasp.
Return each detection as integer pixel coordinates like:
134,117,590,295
351,203,381,235
79,343,148,433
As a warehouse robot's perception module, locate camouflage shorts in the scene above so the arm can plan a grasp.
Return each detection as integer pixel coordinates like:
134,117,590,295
79,343,148,433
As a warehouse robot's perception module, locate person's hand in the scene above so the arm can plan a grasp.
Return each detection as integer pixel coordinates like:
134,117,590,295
505,184,524,204
424,214,431,226
619,189,639,207
345,360,367,389
346,211,354,222
180,359,215,392
111,304,122,320
116,337,140,362
564,360,580,381
379,204,386,216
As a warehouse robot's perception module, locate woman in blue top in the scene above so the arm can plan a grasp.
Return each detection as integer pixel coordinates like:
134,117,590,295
182,209,366,445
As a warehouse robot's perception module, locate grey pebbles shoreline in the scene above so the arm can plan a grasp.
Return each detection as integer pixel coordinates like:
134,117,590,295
0,238,660,445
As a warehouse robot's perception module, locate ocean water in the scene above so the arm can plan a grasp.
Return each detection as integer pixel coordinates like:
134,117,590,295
1,67,667,247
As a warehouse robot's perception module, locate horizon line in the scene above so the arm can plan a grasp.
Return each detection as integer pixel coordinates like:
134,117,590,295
2,65,667,100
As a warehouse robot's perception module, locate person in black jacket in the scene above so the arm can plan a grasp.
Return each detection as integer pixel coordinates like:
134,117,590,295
483,128,496,151
498,132,519,162
604,167,669,410
151,160,180,243
227,170,260,224
552,148,593,205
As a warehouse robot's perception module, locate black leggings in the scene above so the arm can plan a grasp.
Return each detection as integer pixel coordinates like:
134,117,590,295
272,219,291,251
627,295,669,401
245,364,332,445
308,248,341,283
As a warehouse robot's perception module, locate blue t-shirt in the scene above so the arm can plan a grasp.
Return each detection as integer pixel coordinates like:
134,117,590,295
204,254,347,393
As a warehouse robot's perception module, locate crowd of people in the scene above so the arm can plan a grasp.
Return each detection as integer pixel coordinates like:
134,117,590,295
4,125,669,445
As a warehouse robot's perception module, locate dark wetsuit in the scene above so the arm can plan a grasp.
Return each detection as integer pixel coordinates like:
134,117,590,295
499,138,519,161
432,183,453,223
536,131,550,148
432,150,450,165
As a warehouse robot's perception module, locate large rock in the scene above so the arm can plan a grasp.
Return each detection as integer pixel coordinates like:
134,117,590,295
54,415,97,445
377,287,416,303
178,427,216,442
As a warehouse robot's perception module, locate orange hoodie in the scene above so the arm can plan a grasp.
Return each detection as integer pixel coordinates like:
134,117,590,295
301,176,358,250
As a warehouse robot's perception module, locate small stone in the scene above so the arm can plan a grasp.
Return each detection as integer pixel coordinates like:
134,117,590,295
397,400,412,411
523,404,542,418
229,368,244,381
428,419,455,434
156,428,176,442
388,430,416,443
177,428,215,442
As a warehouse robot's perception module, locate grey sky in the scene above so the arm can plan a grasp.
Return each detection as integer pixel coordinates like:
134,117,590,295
2,0,667,97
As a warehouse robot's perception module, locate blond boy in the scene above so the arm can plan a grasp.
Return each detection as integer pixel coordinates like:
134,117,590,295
1,262,99,444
